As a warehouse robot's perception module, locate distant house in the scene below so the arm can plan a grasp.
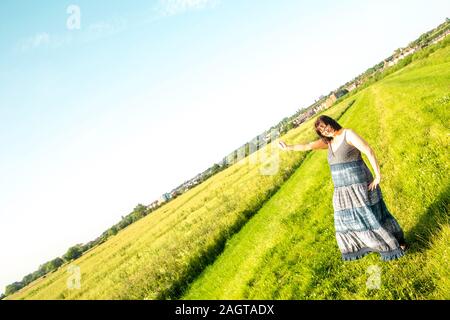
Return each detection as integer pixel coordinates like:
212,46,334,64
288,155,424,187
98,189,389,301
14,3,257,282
291,90,348,127
384,56,396,68
313,103,324,113
431,29,450,44
318,102,327,111
158,192,171,205
306,108,316,117
191,173,202,184
398,47,416,60
149,200,159,209
346,82,357,92
385,45,419,68
323,94,337,108
292,106,317,127
293,113,308,127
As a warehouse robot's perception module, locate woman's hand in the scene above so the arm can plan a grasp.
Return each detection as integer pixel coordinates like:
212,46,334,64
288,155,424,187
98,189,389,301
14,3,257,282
368,175,381,191
278,140,290,151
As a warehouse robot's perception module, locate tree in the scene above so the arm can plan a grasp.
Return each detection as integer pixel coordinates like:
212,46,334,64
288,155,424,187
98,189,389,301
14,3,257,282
81,241,96,252
5,282,24,295
63,245,83,262
211,164,221,175
285,122,294,131
107,226,118,237
132,204,148,220
37,257,64,275
22,273,35,286
50,257,64,270
32,269,45,279
335,89,349,99
118,217,132,229
38,262,51,274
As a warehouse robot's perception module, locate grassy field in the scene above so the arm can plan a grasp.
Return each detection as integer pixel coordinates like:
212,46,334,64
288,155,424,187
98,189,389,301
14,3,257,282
6,38,449,300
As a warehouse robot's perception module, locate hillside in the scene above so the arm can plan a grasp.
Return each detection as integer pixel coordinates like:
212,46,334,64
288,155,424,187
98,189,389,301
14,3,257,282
6,36,450,300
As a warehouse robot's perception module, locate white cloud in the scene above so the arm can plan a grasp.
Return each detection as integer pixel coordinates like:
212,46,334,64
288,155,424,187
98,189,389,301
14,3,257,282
158,0,219,16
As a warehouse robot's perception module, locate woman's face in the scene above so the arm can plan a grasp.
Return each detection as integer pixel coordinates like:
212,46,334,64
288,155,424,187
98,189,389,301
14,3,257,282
317,122,335,137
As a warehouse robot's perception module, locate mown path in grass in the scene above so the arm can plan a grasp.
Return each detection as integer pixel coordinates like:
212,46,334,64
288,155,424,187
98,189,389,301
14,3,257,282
182,44,450,299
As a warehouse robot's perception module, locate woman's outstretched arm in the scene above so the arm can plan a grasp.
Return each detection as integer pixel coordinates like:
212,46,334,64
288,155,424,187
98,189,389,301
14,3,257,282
278,139,328,151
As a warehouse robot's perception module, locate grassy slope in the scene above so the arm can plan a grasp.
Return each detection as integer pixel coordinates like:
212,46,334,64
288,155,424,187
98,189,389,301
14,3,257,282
6,39,449,300
182,43,450,299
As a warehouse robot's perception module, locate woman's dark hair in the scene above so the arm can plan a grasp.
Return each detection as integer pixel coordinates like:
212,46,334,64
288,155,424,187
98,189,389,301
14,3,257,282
314,115,342,145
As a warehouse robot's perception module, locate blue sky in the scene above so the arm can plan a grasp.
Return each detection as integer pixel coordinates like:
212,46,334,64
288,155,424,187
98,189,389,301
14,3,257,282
0,0,449,295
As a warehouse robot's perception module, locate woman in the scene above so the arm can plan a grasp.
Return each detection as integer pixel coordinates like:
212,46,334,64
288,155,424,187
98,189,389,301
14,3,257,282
278,115,407,261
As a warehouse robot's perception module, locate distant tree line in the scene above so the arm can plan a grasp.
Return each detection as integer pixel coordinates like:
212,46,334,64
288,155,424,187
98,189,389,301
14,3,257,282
2,203,152,298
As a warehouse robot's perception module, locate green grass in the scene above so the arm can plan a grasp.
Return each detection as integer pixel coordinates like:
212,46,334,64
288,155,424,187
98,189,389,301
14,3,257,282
6,38,449,300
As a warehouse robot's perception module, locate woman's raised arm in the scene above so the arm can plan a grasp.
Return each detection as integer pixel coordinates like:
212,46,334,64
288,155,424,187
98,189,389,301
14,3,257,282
278,139,328,151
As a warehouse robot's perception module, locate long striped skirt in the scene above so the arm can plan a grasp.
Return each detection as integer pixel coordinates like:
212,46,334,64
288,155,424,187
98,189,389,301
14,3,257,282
330,159,406,261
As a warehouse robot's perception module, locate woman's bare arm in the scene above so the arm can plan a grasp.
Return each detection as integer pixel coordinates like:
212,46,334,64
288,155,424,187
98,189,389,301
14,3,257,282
280,139,328,151
345,129,381,178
